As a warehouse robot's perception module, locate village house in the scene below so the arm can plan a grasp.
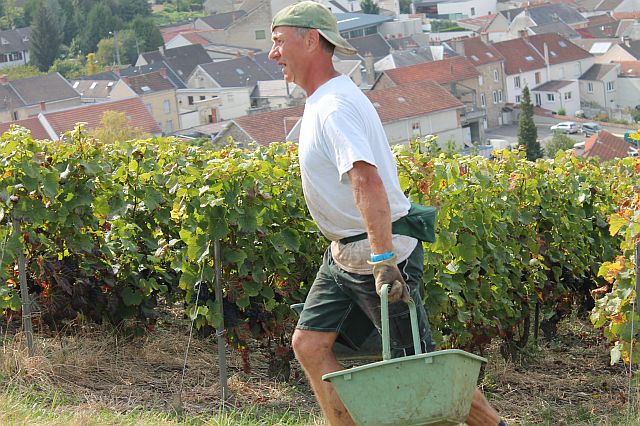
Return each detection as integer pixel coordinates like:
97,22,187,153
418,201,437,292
0,73,81,123
373,56,487,143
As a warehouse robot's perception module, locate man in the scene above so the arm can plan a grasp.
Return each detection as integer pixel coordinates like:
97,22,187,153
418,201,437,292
269,2,507,425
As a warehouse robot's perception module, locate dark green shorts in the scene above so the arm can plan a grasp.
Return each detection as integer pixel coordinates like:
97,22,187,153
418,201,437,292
297,243,435,358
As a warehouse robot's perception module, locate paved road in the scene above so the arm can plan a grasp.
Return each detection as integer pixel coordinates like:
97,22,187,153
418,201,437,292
485,116,638,153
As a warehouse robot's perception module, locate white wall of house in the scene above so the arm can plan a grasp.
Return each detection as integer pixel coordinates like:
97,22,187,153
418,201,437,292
438,0,497,19
532,81,580,115
383,108,462,146
179,87,251,121
505,68,547,104
0,50,29,69
613,78,639,109
379,18,423,38
164,34,194,50
579,68,618,109
548,57,594,81
188,67,222,89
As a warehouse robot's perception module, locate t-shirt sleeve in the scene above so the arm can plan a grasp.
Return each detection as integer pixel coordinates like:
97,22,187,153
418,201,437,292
321,109,377,181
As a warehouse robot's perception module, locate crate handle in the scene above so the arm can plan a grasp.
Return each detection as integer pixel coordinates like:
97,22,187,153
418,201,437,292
380,284,421,361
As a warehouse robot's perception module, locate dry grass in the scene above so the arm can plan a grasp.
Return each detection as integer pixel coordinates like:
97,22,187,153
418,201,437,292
1,312,639,425
1,315,321,424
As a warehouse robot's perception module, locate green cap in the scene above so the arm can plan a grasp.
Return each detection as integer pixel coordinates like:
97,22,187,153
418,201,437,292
271,1,357,55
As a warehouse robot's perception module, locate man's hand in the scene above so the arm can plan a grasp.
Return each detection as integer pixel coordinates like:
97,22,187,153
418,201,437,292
371,256,410,304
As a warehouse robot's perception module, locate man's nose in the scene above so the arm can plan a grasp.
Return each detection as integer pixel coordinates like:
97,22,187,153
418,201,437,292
268,46,279,60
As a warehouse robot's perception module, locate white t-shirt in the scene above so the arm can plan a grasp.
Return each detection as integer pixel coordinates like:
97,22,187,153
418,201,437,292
298,75,417,274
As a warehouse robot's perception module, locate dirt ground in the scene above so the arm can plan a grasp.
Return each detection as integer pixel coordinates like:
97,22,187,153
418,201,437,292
1,310,638,425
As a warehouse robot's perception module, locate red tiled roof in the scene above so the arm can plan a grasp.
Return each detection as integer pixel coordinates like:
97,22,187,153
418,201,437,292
457,14,499,32
234,105,305,146
493,38,546,75
160,23,194,42
617,61,640,77
612,11,640,20
367,80,463,122
43,97,162,137
583,130,634,161
122,70,176,94
182,32,213,45
527,33,592,66
0,117,51,140
462,36,504,66
382,56,480,85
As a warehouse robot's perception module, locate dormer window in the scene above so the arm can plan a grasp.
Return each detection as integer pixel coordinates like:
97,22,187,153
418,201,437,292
525,56,534,62
558,41,567,47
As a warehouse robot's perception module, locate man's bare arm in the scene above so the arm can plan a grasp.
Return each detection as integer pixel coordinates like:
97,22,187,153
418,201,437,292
347,161,393,254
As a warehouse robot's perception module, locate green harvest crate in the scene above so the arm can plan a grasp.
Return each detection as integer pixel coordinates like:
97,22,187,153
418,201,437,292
322,285,486,426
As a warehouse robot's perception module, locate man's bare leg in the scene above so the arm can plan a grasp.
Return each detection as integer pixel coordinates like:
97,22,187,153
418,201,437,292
466,389,502,426
292,329,355,426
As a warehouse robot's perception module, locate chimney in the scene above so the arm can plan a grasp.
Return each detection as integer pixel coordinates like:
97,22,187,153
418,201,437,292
480,32,489,44
543,42,550,77
159,67,167,78
623,36,631,47
39,101,46,111
519,30,529,41
0,74,8,84
247,50,255,59
450,38,465,56
364,51,375,85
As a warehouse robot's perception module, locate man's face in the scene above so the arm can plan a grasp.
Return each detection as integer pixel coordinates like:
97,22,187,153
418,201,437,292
268,26,307,84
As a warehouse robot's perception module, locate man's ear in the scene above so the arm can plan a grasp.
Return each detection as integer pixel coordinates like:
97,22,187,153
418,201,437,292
305,29,321,51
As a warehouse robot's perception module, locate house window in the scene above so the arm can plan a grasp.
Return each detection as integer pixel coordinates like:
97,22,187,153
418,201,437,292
514,76,520,88
478,75,483,86
145,103,153,114
547,93,555,101
515,95,521,103
188,96,194,105
255,30,266,40
498,90,503,102
163,100,171,113
493,69,499,81
587,82,593,93
470,7,475,15
9,52,22,61
606,81,615,91
200,95,206,100
411,122,420,135
564,91,571,100
480,93,486,107
0,54,7,63
535,72,541,84
535,93,542,106
492,91,498,104
12,111,18,120
166,120,174,133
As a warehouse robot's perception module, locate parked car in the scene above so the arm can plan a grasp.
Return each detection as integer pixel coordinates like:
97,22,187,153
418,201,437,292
581,122,602,136
550,121,579,134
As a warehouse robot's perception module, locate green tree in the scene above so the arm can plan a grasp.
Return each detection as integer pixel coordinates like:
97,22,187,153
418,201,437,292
81,3,120,54
545,132,576,158
95,30,138,66
360,0,380,14
400,0,412,13
49,58,84,79
130,16,164,53
29,0,64,71
517,86,543,161
1,64,44,80
114,0,151,23
91,110,149,144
